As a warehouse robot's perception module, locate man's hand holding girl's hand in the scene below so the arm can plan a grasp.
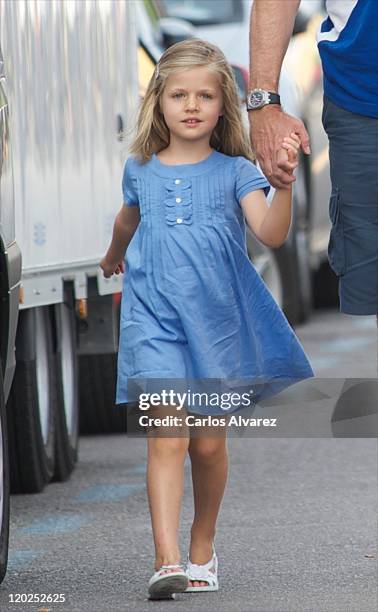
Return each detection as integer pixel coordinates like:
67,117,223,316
249,107,310,190
100,256,125,278
276,132,301,185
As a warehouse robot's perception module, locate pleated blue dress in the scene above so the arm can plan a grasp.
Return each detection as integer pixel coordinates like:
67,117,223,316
115,150,314,415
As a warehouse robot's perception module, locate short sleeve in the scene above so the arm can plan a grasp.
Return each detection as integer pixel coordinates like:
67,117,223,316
235,156,271,204
122,157,139,206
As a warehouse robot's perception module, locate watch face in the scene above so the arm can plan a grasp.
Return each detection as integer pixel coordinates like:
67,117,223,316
249,90,265,109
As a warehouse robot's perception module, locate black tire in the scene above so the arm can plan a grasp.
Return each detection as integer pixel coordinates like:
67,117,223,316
0,367,10,584
277,220,313,325
79,352,126,434
52,287,79,482
6,307,55,494
276,156,313,325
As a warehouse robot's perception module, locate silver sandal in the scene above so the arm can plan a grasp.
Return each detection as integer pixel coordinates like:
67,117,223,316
148,562,188,600
185,544,219,592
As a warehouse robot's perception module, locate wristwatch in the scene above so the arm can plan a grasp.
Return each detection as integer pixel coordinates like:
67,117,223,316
246,89,281,111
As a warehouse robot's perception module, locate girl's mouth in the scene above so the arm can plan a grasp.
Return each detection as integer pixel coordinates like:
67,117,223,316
183,119,202,125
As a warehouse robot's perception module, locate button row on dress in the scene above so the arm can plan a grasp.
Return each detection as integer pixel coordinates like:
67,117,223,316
175,182,182,222
164,178,192,226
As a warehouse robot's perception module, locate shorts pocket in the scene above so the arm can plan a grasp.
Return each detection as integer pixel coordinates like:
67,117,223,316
328,187,346,276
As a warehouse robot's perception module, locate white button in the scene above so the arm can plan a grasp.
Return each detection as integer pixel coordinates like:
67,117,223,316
176,218,183,224
175,197,181,203
175,179,181,184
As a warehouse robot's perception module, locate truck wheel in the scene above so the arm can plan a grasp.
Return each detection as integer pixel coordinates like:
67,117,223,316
6,307,55,493
79,353,125,434
52,290,79,481
0,367,10,584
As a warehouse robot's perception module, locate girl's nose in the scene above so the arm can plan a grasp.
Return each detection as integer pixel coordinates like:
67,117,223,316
185,96,199,111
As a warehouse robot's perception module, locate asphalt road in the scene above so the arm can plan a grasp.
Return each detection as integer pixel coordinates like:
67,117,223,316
295,309,377,378
1,309,377,612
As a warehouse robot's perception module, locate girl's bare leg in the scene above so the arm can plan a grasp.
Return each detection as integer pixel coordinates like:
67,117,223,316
187,427,228,587
146,404,190,575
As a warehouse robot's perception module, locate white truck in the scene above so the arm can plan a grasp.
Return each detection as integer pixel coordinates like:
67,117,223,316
0,0,139,582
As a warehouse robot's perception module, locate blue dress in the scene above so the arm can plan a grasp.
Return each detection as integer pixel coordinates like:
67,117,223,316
115,150,314,415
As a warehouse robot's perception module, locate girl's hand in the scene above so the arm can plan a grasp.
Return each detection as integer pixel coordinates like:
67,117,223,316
277,132,301,176
100,256,125,278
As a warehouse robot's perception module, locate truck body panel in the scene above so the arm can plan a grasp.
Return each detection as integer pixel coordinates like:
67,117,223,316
0,0,139,309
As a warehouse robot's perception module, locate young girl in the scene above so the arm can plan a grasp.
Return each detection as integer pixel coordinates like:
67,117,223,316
100,38,314,600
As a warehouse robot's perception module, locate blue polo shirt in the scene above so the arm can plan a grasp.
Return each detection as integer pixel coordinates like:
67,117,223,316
317,0,378,118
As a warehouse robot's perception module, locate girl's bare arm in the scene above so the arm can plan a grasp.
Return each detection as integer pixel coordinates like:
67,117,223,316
107,204,140,263
100,204,140,277
241,185,292,249
240,134,299,248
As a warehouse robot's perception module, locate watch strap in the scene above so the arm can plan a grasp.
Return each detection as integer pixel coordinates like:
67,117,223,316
266,92,280,105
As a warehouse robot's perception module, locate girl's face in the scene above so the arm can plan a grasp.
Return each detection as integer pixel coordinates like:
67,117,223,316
159,66,224,146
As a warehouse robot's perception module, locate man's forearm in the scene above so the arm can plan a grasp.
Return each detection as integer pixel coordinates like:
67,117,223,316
249,0,301,91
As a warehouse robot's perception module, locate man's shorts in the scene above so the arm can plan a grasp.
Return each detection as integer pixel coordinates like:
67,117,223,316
322,96,378,315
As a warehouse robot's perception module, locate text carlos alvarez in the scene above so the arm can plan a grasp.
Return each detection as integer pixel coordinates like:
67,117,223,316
139,414,277,427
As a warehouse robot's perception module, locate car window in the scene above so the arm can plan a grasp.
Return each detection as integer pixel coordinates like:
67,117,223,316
138,44,156,98
161,0,244,26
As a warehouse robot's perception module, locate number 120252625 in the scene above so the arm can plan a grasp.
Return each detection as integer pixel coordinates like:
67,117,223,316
8,592,66,604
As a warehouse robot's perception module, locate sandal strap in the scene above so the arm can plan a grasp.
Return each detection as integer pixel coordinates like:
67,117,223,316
159,563,185,570
186,550,218,583
187,566,217,584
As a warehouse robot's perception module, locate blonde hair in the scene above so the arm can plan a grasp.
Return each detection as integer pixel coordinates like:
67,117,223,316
128,38,254,163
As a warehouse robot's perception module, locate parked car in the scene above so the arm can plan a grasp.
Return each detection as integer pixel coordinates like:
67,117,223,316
156,0,333,324
0,39,21,584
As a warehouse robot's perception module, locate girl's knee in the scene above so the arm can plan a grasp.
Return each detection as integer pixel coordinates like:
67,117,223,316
188,438,227,464
148,436,189,458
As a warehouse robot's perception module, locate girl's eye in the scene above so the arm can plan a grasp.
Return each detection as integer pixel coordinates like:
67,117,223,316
171,93,213,99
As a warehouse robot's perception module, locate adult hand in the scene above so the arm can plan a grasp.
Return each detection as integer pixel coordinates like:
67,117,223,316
249,105,311,190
